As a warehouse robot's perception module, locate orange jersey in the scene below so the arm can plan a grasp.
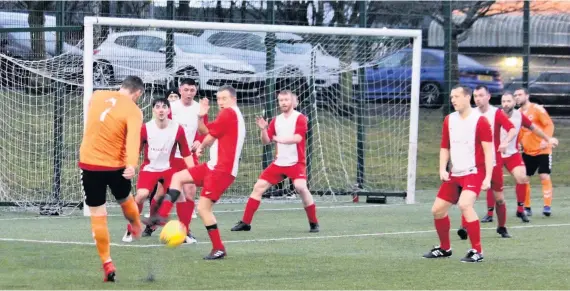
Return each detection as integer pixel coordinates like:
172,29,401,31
518,103,554,156
79,90,143,171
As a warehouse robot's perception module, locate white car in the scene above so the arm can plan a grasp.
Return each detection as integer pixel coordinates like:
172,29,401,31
93,30,258,94
196,31,358,92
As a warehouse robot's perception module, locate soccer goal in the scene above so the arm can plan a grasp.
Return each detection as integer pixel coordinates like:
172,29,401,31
0,16,421,214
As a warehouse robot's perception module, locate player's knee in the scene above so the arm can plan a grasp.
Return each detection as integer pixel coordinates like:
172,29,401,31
515,174,528,184
539,174,550,180
457,200,473,213
252,180,270,197
431,204,446,218
89,205,107,216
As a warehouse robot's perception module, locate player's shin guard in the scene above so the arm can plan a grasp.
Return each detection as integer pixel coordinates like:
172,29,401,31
434,216,451,250
157,189,181,218
541,178,552,207
464,219,482,253
496,202,507,228
515,183,526,213
304,203,318,224
486,189,495,216
90,215,111,264
242,197,261,224
205,224,225,251
177,200,195,232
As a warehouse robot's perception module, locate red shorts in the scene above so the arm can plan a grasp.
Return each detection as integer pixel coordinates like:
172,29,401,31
502,153,525,173
436,172,484,204
136,169,174,191
171,155,198,172
491,163,504,192
188,163,235,203
259,163,306,185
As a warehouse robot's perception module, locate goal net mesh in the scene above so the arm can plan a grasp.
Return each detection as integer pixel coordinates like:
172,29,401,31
0,23,417,213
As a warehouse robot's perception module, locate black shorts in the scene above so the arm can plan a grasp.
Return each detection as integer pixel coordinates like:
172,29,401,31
522,153,552,176
81,169,132,207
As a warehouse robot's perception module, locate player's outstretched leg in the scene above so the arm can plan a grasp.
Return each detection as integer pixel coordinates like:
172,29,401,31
123,189,148,242
231,179,273,232
482,189,494,223
493,191,511,238
198,196,226,260
423,197,453,259
144,170,194,227
294,179,319,232
457,190,484,263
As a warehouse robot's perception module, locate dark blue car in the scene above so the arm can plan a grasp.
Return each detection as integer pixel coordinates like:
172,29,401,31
364,48,503,107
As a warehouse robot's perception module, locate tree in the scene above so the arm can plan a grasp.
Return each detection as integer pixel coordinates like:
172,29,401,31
25,1,52,59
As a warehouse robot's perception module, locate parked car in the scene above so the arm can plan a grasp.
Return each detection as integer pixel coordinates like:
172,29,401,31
505,72,570,105
363,48,504,107
93,30,258,95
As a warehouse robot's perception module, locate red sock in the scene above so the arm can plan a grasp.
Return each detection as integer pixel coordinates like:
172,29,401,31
434,216,451,250
515,183,526,213
486,189,495,216
242,198,261,224
304,204,318,224
461,215,467,228
206,224,225,250
464,219,482,253
158,200,174,218
496,202,507,228
150,198,158,216
176,200,194,233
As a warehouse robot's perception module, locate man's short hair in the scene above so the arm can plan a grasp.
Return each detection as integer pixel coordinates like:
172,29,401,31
474,85,489,93
121,76,144,93
164,88,180,99
218,85,237,97
152,97,170,108
515,87,529,95
452,84,472,96
502,90,514,97
179,78,197,87
278,90,297,99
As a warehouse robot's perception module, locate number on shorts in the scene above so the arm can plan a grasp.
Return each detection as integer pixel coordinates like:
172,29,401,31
99,98,117,122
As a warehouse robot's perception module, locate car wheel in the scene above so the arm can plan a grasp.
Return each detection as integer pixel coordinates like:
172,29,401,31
420,82,442,108
93,62,114,88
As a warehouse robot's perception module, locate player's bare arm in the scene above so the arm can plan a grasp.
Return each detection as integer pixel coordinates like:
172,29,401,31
527,124,559,148
197,98,210,135
256,116,272,145
439,148,450,181
124,109,143,179
272,134,302,144
481,140,493,191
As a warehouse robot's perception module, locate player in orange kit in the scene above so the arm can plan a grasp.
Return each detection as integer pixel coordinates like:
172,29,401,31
79,76,144,282
514,88,556,217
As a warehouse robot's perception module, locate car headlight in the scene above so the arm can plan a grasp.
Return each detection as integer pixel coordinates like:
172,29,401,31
204,63,233,74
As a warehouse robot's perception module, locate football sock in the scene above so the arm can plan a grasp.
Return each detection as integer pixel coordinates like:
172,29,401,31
205,224,224,250
90,215,111,264
541,178,552,207
464,219,482,253
524,183,532,208
461,215,467,229
304,203,318,224
177,200,195,232
150,195,164,217
158,190,181,218
486,189,495,216
242,197,260,224
434,216,451,250
496,202,507,228
120,196,141,227
515,183,526,213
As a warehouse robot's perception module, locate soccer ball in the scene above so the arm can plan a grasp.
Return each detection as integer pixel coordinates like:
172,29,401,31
159,220,187,248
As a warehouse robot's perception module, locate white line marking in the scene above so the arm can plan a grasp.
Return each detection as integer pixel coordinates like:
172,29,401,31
0,203,418,221
0,223,568,248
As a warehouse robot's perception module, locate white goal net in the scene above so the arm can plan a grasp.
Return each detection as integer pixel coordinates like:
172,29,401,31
0,17,421,214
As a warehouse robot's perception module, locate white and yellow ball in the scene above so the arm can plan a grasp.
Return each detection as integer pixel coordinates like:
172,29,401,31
159,220,187,248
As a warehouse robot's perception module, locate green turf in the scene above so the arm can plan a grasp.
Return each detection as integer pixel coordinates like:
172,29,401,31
1,187,570,289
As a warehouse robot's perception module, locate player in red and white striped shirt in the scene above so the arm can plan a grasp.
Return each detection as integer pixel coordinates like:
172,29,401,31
146,85,246,260
122,97,193,242
423,85,493,263
231,90,319,233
